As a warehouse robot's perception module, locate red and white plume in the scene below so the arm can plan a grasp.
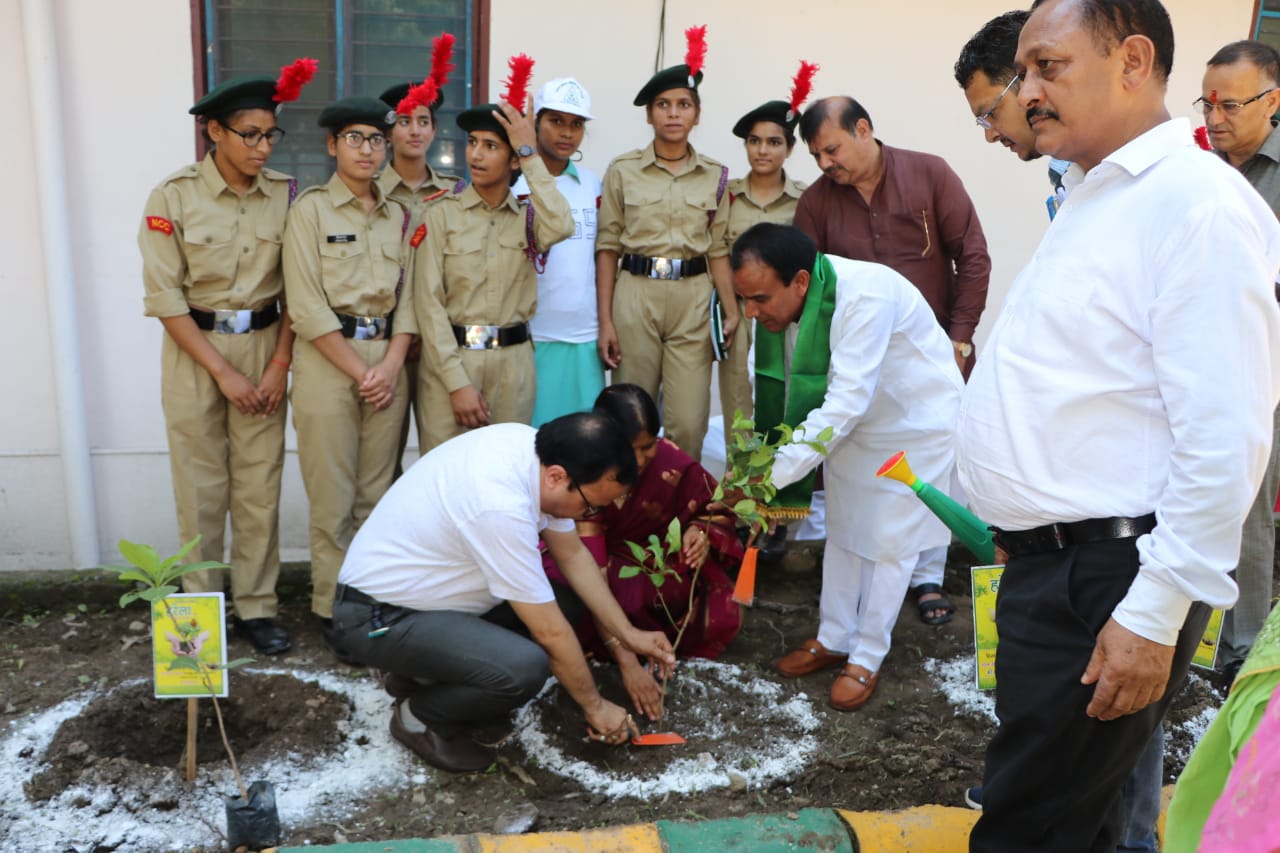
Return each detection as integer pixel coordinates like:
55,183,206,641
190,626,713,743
396,32,456,116
684,25,707,85
274,57,319,103
502,53,535,111
787,60,819,121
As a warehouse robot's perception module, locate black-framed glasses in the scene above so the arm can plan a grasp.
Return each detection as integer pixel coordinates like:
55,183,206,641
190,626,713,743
339,130,387,150
1193,89,1276,116
224,126,286,147
571,481,606,518
976,75,1019,130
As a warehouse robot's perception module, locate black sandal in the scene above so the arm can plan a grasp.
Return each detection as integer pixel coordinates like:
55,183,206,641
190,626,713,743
910,583,955,626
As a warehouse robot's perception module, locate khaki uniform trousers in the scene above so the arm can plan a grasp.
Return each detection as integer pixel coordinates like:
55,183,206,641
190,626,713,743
161,327,285,620
417,341,536,453
716,296,754,453
613,271,714,461
291,335,408,618
393,353,421,477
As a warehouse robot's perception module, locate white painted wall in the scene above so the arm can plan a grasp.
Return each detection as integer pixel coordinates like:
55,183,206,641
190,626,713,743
0,0,1258,570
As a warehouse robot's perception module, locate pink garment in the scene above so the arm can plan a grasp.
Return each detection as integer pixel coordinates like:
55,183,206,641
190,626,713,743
1200,686,1280,852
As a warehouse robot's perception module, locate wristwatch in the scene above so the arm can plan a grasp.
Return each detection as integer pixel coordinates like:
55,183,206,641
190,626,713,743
952,340,973,358
516,144,535,158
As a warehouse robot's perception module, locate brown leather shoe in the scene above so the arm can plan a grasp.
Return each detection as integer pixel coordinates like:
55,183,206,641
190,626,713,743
829,664,879,711
775,639,848,678
389,702,492,772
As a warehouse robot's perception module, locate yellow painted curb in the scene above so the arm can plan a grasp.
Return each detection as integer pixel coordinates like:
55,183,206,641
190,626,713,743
839,805,979,853
473,822,662,852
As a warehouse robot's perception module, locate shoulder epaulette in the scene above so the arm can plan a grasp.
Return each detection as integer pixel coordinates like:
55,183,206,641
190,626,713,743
159,163,201,185
261,167,293,182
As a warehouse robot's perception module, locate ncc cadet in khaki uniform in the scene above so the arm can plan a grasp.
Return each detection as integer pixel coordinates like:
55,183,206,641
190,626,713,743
595,26,740,462
408,88,574,452
378,62,461,474
138,60,318,656
282,97,414,651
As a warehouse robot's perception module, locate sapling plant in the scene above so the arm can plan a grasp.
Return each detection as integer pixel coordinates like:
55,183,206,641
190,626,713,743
616,413,832,721
105,535,254,800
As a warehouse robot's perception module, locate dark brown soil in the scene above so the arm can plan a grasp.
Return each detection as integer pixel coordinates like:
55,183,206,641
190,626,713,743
0,542,1265,849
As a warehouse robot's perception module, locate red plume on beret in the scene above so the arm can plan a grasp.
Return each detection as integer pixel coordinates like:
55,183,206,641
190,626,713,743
274,57,318,103
1193,125,1212,151
787,60,819,121
430,33,456,93
503,54,535,111
684,25,707,78
395,32,456,116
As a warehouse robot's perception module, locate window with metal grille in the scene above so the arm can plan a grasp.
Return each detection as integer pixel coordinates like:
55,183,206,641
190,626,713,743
200,0,484,189
1257,1,1280,52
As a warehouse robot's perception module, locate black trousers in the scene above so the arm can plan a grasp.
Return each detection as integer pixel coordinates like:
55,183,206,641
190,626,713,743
332,581,585,737
969,538,1209,853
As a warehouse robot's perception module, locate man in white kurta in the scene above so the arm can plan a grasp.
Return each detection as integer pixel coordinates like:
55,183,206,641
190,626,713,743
731,222,963,710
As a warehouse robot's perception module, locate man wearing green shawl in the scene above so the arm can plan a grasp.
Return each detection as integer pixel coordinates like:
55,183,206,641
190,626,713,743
731,223,964,710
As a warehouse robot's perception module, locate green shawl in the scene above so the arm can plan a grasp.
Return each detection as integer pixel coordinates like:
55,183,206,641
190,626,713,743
753,252,838,513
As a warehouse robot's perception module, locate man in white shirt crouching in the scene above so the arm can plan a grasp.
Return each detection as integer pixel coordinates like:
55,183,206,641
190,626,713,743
332,414,675,772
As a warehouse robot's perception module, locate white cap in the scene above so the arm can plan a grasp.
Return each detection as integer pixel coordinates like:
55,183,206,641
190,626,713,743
534,77,594,120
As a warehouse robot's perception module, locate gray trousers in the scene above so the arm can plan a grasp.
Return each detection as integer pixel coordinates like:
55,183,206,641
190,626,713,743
331,583,582,738
1221,405,1280,666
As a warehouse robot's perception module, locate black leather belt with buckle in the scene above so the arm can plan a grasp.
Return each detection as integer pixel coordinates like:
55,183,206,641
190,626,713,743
335,584,380,607
336,313,389,340
190,303,280,334
620,253,709,280
993,513,1157,560
452,322,531,349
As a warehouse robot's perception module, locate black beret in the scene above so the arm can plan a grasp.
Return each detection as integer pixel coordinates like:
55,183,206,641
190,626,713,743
732,100,797,139
456,103,511,145
633,64,703,107
378,83,446,112
189,76,278,117
317,96,396,133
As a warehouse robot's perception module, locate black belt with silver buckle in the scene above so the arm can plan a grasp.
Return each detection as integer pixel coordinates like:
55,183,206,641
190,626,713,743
189,303,279,333
620,253,708,279
336,313,389,340
452,322,531,349
334,584,380,607
993,513,1157,560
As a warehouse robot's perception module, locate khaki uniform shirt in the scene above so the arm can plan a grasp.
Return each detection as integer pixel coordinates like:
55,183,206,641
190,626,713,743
139,153,293,317
408,155,574,392
376,164,461,226
282,173,412,342
596,143,730,259
723,171,808,248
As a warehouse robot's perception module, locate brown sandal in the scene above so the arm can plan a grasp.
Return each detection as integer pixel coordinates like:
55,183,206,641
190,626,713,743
829,664,879,711
775,638,848,678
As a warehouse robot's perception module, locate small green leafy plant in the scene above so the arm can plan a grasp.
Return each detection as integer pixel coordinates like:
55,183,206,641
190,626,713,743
105,535,254,800
713,411,834,531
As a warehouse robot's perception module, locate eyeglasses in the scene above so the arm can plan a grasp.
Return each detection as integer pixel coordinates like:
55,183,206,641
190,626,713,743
224,126,286,147
339,130,387,150
1193,89,1276,117
571,481,606,518
976,76,1019,130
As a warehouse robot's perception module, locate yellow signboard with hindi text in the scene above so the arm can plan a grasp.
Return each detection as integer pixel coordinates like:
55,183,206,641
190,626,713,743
150,593,228,698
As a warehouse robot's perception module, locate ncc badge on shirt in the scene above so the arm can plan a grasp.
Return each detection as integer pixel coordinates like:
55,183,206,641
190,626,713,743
146,216,174,235
410,223,427,248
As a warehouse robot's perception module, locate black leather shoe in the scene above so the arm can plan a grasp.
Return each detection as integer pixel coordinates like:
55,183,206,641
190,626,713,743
234,618,292,655
389,702,492,772
319,617,361,666
758,524,788,561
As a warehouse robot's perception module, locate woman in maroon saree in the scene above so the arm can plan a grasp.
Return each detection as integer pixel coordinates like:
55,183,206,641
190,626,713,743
543,384,743,719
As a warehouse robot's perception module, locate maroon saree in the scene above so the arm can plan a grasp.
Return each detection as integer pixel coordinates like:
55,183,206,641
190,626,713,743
544,439,743,659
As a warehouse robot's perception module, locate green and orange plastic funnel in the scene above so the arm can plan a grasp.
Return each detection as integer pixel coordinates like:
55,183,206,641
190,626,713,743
876,451,996,565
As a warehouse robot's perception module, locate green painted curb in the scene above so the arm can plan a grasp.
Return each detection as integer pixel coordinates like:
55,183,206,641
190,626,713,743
279,839,461,852
656,807,853,852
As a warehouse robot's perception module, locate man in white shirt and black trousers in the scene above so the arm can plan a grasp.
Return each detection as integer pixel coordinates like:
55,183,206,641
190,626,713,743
331,414,675,773
958,1,1280,851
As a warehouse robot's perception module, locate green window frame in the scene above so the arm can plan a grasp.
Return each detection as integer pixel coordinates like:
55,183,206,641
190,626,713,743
198,0,487,188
